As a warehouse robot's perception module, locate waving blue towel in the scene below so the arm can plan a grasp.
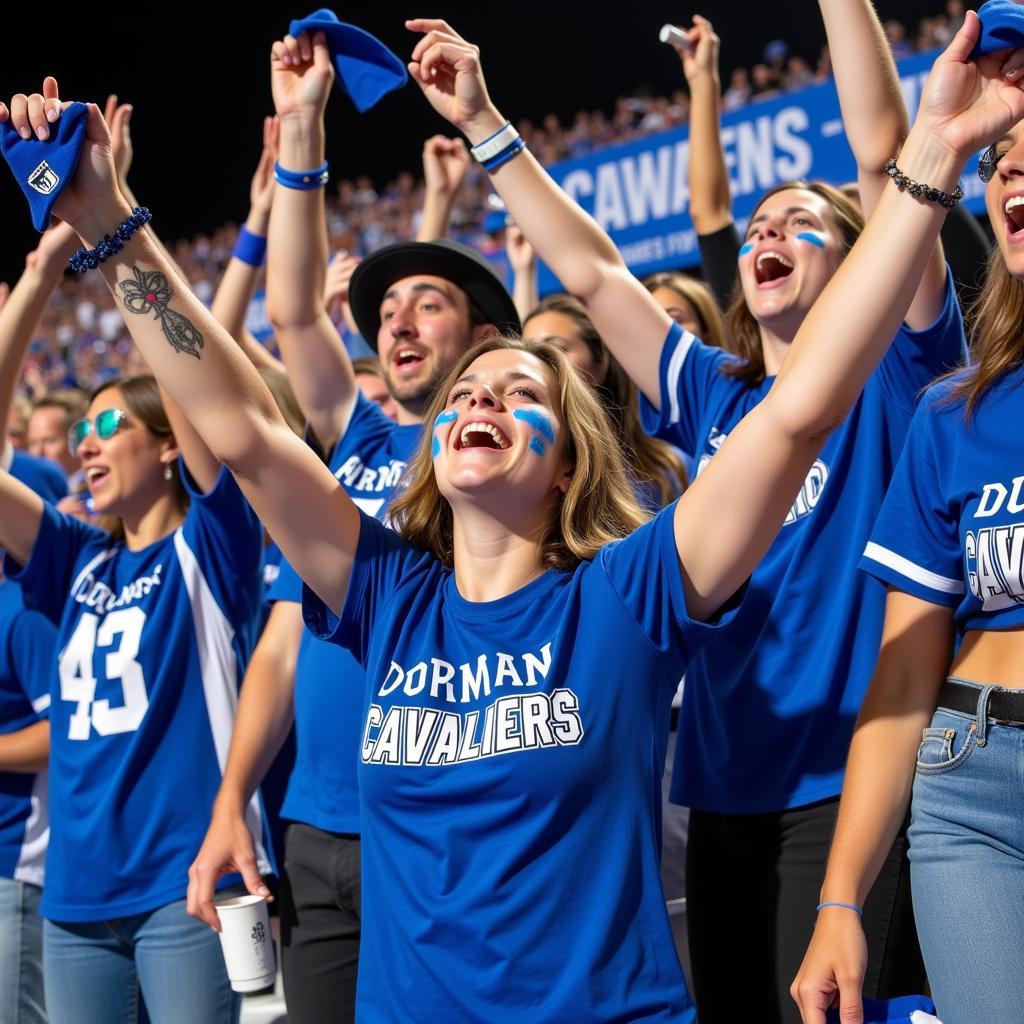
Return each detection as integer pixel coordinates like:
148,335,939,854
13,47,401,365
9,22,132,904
0,102,88,231
971,0,1024,58
826,995,938,1023
288,9,407,111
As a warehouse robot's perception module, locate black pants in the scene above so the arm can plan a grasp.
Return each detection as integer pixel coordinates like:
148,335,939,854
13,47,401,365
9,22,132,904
686,797,924,1024
279,823,361,1024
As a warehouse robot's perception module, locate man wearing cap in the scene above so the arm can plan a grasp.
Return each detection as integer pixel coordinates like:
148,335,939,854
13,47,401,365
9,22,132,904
186,28,517,1024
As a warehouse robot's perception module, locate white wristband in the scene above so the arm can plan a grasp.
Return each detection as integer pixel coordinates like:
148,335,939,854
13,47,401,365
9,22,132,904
470,122,520,164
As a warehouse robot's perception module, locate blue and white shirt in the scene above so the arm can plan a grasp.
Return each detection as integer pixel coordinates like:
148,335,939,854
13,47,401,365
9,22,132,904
271,393,419,834
303,504,735,1023
642,274,965,812
861,365,1024,632
6,465,269,921
0,580,54,886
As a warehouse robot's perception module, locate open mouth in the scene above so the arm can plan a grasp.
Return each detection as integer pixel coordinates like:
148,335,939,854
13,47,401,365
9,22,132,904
754,250,794,286
454,421,511,451
392,347,427,372
1005,196,1024,237
85,466,110,489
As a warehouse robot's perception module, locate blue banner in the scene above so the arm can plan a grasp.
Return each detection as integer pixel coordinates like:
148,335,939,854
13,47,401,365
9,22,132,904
538,48,985,293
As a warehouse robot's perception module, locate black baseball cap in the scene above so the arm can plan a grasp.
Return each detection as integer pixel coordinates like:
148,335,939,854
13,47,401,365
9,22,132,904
348,239,521,348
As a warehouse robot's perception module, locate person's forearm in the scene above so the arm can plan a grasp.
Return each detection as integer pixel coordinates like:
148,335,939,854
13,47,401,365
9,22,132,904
512,261,538,321
215,608,300,814
416,186,457,242
0,720,48,773
687,74,733,234
820,0,908,178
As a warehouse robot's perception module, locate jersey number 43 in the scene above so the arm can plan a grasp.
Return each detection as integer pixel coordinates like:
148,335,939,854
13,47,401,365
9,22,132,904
58,609,150,739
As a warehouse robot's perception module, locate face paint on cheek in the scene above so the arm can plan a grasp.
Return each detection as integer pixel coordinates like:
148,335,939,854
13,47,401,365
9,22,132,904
432,409,457,458
514,409,556,457
738,242,754,259
796,231,826,249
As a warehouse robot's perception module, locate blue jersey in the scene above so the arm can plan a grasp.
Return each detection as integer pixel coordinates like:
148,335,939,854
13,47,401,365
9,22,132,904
10,450,66,505
642,275,964,812
302,506,737,1023
6,465,270,921
861,366,1024,632
0,580,54,885
271,393,419,834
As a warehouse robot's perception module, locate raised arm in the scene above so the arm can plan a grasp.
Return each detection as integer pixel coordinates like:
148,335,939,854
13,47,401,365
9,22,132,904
1,93,361,613
792,590,952,1024
671,15,1024,619
505,225,538,321
416,134,471,241
406,19,671,406
210,116,286,373
266,31,358,453
820,0,947,328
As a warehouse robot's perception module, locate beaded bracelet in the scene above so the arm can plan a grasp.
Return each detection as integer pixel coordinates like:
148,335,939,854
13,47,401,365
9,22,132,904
274,160,329,190
884,157,963,209
232,226,268,267
816,901,863,916
68,207,153,274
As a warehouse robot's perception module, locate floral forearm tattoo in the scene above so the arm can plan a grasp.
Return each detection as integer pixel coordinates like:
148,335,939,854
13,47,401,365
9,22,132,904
118,267,204,359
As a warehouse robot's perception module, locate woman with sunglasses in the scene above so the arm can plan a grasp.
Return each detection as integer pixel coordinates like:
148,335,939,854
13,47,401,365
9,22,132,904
792,110,1024,1024
0,362,269,1022
8,11,1020,1018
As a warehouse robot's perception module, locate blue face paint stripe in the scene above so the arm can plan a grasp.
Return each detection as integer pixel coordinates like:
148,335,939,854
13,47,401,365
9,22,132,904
796,231,825,249
513,409,555,444
431,436,441,458
529,437,546,456
434,409,458,427
738,242,754,257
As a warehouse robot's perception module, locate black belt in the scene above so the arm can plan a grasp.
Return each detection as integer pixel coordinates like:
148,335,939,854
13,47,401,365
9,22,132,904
937,679,1024,727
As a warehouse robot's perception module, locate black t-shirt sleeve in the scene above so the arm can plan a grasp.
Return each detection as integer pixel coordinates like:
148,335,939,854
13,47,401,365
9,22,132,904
696,223,741,312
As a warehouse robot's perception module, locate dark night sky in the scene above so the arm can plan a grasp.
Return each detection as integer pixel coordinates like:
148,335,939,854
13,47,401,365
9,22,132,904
0,1,942,281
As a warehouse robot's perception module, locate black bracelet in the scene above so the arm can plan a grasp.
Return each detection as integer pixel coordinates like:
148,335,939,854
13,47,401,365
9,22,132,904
884,158,963,210
68,207,153,274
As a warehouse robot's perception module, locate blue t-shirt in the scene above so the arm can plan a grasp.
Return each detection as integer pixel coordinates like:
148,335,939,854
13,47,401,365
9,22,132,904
10,450,67,505
861,365,1024,631
642,274,965,812
272,393,419,833
6,465,270,921
0,580,54,885
302,505,736,1023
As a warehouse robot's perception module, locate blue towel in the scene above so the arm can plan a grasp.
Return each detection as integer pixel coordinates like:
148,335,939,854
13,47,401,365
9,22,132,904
971,0,1024,58
826,995,937,1023
0,101,88,231
288,9,407,112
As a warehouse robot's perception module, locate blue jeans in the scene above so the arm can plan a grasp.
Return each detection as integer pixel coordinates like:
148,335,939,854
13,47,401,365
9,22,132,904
909,678,1024,1024
0,877,45,1023
43,898,240,1024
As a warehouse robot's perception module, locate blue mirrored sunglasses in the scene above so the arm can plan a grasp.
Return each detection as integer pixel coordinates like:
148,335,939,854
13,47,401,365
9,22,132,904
68,408,128,456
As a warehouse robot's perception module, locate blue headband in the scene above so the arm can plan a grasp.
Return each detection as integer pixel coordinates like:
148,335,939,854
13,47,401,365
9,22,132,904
288,9,407,112
971,0,1024,58
0,102,89,231
827,995,936,1024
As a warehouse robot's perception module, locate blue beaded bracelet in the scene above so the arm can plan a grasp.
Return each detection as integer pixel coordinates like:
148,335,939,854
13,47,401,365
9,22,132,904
273,160,329,190
232,226,268,267
481,138,526,173
68,207,153,274
816,901,863,916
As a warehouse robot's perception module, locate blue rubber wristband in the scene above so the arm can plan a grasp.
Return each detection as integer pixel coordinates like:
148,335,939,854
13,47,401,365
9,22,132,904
482,138,526,174
273,160,329,190
232,226,267,267
816,901,863,916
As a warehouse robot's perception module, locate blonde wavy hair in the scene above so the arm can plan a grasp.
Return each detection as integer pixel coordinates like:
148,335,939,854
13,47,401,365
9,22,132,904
388,336,650,571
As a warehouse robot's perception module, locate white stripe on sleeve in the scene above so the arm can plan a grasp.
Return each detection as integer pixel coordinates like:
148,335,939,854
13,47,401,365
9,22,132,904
666,329,697,426
863,542,965,595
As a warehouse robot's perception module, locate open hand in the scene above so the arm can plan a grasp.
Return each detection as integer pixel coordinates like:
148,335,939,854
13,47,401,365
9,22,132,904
103,94,134,191
250,116,280,215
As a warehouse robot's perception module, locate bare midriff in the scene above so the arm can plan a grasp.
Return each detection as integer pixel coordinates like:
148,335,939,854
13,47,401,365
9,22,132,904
950,628,1024,689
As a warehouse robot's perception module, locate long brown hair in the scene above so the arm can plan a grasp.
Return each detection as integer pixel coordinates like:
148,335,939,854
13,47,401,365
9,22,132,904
388,336,649,571
90,375,188,540
643,272,728,351
524,295,687,506
940,245,1024,417
723,180,864,386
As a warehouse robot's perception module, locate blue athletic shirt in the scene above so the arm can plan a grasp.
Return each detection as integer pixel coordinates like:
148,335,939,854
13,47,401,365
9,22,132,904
861,365,1024,632
302,505,738,1023
642,272,964,812
10,450,67,505
6,464,271,920
272,392,419,833
0,580,54,885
